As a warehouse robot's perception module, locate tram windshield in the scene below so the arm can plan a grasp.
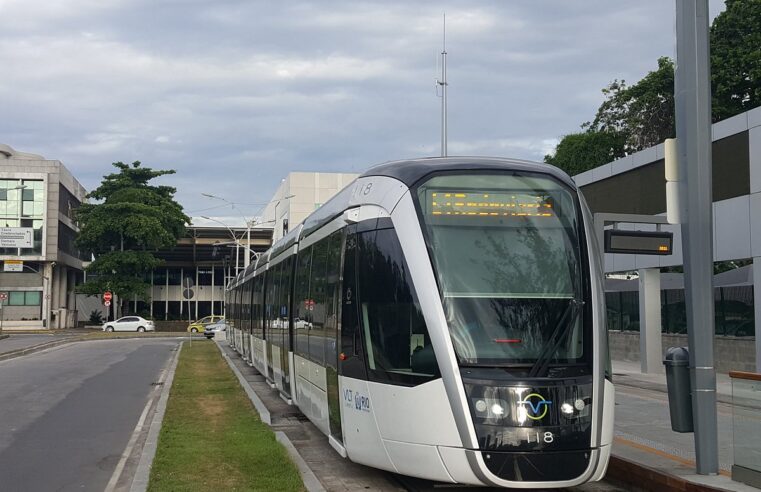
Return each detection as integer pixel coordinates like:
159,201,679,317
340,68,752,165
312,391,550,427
415,173,587,366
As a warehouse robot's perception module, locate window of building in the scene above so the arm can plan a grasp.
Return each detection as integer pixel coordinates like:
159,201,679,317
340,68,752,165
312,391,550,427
6,291,41,306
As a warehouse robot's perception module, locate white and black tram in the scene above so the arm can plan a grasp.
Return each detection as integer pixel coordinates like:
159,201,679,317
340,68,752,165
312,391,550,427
226,157,614,488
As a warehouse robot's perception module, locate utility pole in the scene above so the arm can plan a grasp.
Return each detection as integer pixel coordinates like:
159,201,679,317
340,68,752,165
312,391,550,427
675,0,718,475
436,13,448,157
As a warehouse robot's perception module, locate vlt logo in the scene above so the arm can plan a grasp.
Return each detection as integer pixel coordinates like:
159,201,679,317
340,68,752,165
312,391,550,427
518,393,552,420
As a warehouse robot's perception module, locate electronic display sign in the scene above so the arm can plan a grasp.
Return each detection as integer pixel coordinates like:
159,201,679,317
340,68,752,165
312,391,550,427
425,190,556,218
604,230,673,255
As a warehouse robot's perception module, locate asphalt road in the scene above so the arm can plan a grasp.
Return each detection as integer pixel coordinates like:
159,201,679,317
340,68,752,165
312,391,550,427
0,338,179,492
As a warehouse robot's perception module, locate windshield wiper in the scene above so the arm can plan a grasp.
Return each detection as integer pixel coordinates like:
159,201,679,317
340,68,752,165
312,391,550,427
528,298,584,378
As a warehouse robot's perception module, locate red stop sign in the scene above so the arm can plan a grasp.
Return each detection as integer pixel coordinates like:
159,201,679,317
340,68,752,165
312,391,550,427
103,291,113,302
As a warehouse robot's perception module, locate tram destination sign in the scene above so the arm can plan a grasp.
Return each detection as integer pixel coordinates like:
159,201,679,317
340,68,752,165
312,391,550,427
0,227,33,248
604,229,673,255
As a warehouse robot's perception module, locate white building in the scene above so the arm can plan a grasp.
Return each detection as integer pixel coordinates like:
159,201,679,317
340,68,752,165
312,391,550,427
261,172,359,242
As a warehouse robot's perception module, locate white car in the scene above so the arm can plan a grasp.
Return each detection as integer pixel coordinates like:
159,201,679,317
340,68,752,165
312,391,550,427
102,316,155,332
204,319,229,339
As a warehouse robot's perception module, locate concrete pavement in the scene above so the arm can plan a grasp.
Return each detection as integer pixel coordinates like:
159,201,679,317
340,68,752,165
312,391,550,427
610,360,761,492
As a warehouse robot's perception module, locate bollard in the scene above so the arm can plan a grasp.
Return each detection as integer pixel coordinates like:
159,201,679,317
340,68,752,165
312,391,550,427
663,347,694,432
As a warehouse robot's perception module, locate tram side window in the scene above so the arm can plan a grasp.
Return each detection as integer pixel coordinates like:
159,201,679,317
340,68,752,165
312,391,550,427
294,247,312,357
309,238,329,365
264,269,275,341
357,228,440,386
324,230,343,369
252,275,261,338
279,257,293,349
243,279,251,333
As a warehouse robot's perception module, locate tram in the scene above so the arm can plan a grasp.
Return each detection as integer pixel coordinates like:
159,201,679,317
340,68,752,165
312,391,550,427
226,157,613,488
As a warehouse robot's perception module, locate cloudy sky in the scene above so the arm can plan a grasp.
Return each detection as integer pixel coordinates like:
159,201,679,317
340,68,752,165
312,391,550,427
0,0,725,222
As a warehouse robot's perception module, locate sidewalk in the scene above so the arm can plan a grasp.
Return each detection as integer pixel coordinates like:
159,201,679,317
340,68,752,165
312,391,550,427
610,360,761,492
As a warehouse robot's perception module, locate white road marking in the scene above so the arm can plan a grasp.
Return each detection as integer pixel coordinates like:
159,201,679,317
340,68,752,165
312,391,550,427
105,352,172,492
104,395,155,492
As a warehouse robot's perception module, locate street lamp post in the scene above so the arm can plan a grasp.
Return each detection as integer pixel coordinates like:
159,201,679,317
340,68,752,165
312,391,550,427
272,194,295,241
17,263,51,329
200,216,259,275
201,194,255,268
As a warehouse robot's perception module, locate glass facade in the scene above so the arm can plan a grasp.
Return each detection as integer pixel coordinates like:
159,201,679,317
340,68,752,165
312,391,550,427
605,286,754,336
0,179,44,256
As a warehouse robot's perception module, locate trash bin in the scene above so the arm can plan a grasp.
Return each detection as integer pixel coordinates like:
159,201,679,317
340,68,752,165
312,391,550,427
663,347,694,432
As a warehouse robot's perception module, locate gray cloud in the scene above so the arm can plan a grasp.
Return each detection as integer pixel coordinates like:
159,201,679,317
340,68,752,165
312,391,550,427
0,0,725,217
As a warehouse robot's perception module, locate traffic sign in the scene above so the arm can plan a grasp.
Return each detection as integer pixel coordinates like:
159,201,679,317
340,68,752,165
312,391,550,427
104,300,111,307
103,291,113,302
0,292,7,301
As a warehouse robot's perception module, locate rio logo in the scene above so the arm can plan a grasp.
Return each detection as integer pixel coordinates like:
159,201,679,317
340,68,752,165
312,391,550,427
342,388,371,412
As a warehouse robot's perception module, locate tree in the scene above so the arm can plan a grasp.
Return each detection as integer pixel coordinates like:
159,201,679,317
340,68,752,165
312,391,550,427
587,57,675,153
544,130,626,176
76,161,189,316
711,0,761,121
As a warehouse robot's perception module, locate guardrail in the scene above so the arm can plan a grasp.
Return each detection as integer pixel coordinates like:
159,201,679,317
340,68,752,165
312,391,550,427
729,370,761,488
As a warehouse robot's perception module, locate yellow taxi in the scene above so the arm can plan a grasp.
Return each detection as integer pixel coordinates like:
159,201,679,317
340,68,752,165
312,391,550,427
187,315,225,333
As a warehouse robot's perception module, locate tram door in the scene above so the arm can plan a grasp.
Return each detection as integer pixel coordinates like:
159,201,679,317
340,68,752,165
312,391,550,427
326,229,346,443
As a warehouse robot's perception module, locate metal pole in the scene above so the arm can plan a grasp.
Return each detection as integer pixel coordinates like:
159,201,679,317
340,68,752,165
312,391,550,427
440,14,448,157
675,0,718,475
244,225,251,269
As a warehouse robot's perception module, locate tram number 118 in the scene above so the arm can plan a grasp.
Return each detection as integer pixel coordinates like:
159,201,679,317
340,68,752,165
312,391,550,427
526,431,554,444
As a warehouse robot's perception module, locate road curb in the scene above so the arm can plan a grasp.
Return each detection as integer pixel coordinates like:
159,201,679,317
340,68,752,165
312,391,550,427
215,340,272,425
129,342,183,492
608,454,728,492
217,341,329,491
0,334,205,363
275,431,327,492
0,336,86,362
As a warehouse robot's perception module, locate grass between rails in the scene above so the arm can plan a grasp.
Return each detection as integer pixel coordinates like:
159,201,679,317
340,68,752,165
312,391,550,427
148,341,304,491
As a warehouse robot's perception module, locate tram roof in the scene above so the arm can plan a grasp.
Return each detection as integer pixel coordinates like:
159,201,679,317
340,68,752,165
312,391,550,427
360,156,575,188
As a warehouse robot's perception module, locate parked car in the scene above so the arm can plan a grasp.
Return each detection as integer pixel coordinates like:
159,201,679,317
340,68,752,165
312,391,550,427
102,316,155,332
204,319,229,339
187,315,225,333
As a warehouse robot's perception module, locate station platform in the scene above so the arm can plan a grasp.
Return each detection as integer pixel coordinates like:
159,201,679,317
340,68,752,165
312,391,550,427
216,339,759,492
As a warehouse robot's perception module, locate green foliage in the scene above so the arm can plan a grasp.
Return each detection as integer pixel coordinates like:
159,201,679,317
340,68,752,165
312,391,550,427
711,0,761,121
76,161,189,301
88,310,103,325
544,130,626,176
587,57,675,153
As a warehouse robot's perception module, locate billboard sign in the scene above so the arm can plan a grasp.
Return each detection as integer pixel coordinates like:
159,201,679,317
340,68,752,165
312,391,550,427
0,227,33,248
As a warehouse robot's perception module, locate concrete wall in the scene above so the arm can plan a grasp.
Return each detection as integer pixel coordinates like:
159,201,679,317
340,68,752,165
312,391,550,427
609,330,756,372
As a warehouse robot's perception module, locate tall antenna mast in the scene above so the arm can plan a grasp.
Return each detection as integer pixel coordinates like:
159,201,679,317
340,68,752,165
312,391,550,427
436,13,448,157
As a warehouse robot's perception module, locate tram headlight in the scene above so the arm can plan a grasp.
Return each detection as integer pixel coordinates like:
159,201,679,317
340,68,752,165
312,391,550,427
561,402,574,415
471,398,509,419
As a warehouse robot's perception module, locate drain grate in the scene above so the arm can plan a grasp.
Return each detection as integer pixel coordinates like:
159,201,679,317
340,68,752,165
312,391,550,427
151,382,165,386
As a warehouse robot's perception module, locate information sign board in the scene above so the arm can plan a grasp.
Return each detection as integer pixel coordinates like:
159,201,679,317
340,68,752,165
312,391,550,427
3,260,23,272
0,227,33,249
